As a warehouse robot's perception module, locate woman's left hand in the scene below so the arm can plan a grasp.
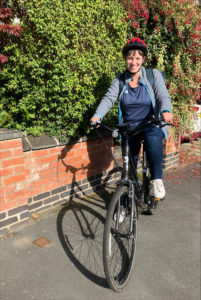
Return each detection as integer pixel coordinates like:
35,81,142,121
162,112,173,123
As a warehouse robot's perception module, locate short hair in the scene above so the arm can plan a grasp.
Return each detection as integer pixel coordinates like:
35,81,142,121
123,49,145,59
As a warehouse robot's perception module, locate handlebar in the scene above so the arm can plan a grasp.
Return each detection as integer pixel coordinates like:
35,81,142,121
91,116,174,138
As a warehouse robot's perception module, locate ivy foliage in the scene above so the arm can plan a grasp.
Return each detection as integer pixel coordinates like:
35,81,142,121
0,0,127,138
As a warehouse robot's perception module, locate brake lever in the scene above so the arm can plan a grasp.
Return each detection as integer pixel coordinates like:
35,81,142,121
90,120,101,130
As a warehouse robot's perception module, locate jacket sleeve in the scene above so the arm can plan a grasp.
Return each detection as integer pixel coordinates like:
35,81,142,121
93,74,121,120
152,69,171,114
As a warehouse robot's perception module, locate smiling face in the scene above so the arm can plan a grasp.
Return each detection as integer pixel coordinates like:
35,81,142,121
124,50,145,74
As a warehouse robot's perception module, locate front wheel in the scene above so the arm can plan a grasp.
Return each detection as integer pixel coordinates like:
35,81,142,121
103,185,137,292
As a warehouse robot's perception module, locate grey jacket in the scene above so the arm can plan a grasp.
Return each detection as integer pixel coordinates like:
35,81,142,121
94,66,171,140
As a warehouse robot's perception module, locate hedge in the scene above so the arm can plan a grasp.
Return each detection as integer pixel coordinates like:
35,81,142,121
0,0,127,139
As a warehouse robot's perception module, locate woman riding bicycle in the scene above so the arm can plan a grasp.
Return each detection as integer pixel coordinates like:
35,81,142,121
91,37,173,200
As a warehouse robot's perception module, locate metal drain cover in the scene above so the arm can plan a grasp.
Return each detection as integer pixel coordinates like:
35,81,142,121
32,236,51,248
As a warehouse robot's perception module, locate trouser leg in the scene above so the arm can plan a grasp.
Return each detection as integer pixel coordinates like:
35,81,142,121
143,127,164,179
128,132,143,169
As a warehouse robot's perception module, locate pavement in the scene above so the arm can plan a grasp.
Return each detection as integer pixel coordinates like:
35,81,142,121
0,139,200,300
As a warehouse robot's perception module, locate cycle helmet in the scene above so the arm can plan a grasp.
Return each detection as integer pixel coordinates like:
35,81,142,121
122,37,148,57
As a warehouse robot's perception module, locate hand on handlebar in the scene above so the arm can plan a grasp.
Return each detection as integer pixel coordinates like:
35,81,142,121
90,116,101,128
91,116,101,124
162,112,173,123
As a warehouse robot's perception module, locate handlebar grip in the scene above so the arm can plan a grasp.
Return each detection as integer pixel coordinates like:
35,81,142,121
90,120,101,129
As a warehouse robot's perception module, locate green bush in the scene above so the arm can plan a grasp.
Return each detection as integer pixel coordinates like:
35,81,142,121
0,0,127,138
123,0,201,135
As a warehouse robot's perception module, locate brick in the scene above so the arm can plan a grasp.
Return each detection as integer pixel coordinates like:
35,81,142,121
30,149,49,158
41,177,58,187
164,152,178,159
4,174,26,185
67,143,81,151
0,185,16,197
41,183,58,194
44,195,60,205
48,148,60,155
16,197,28,207
14,166,25,174
2,157,24,168
20,211,30,220
83,187,94,195
34,205,51,214
75,183,89,193
32,178,52,188
61,191,70,198
40,154,57,164
29,201,42,211
79,158,90,166
27,186,43,197
70,148,87,157
28,197,32,203
90,179,101,187
0,150,12,159
52,199,67,206
87,145,105,153
0,168,13,177
58,148,74,160
39,169,57,178
33,192,50,201
60,150,75,158
12,148,23,156
25,169,31,176
49,161,58,169
82,139,102,148
0,212,6,220
0,216,18,228
56,164,67,174
0,202,17,212
51,186,66,195
82,178,89,185
0,139,22,150
59,178,73,187
8,205,28,216
5,189,27,202
63,155,82,164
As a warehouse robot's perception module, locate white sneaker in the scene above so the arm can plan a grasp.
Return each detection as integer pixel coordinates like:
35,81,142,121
149,179,165,199
113,207,126,224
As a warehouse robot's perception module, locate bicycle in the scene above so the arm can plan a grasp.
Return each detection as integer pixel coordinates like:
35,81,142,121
91,116,173,292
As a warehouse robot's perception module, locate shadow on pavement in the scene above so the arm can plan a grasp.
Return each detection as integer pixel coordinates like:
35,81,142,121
56,200,109,289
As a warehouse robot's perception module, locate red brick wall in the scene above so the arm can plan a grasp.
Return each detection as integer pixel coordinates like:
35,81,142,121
0,134,119,234
0,130,179,234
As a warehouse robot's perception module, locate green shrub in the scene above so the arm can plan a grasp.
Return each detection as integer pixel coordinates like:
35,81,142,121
0,0,127,138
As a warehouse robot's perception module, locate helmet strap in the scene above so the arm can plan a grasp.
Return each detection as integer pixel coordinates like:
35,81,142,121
129,66,141,77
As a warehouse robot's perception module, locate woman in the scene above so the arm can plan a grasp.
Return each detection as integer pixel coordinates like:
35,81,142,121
91,37,173,199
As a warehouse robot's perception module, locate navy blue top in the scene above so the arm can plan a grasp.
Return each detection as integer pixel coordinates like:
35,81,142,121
120,83,153,130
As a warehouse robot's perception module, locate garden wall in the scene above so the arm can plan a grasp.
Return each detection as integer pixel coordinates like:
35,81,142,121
0,129,180,234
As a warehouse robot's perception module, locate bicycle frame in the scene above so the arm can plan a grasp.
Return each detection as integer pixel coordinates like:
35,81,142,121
118,128,144,205
91,116,173,213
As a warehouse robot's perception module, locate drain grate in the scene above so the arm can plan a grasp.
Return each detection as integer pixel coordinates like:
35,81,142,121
32,236,51,248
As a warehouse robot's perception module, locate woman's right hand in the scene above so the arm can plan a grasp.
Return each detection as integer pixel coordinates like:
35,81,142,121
90,116,101,124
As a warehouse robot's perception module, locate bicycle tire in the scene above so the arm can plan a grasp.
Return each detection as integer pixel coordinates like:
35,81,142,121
103,185,137,292
142,159,156,215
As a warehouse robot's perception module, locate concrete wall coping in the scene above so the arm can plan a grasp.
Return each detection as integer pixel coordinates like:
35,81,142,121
0,128,112,152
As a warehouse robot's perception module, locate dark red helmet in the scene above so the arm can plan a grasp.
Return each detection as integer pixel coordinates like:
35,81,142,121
122,37,148,56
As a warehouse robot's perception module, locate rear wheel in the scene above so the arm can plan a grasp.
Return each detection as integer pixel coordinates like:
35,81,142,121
103,185,137,292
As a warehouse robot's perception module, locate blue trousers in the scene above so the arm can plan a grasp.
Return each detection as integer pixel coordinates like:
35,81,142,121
128,126,164,180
